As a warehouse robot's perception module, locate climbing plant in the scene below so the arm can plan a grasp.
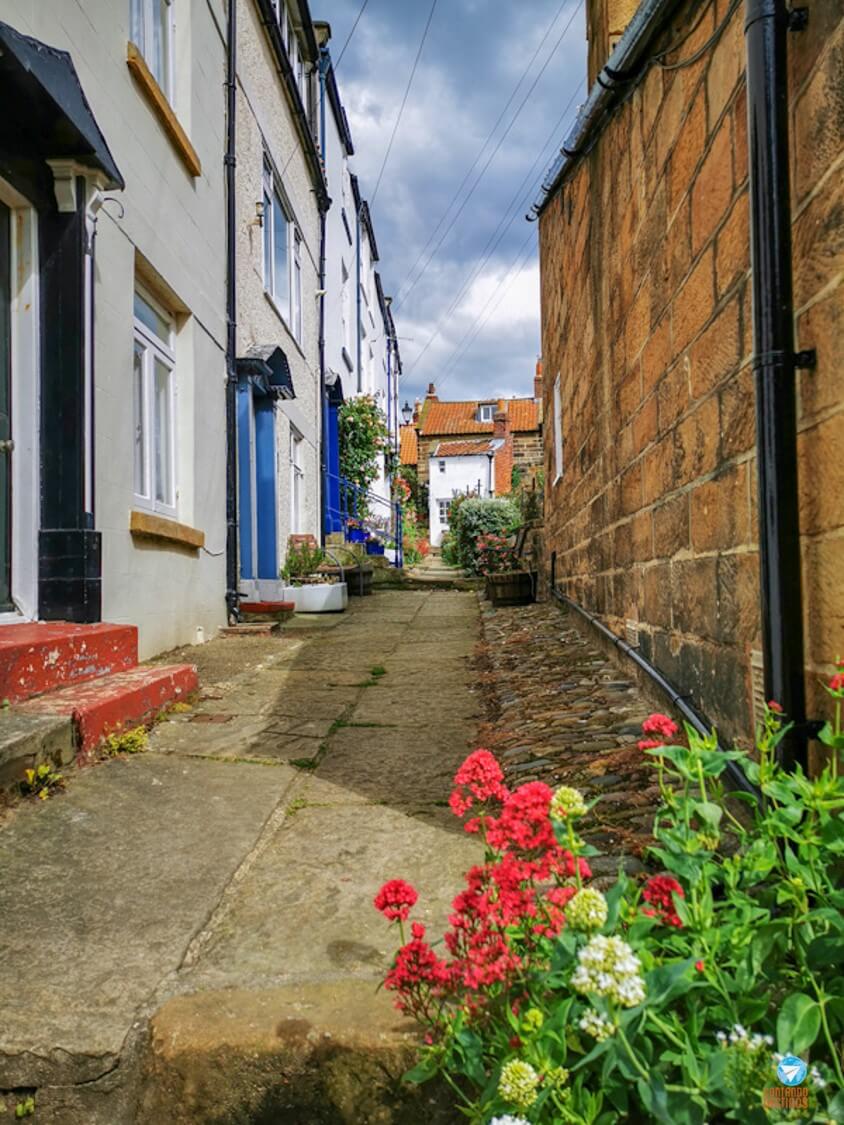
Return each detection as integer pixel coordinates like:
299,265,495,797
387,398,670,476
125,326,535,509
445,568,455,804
339,395,389,495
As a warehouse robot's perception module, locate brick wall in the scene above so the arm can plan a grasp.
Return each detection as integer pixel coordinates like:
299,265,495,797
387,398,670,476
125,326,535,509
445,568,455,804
539,0,844,748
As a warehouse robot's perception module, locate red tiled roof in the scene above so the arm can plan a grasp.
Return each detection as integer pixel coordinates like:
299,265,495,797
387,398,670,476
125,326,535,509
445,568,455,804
420,397,539,436
399,425,418,465
434,439,493,457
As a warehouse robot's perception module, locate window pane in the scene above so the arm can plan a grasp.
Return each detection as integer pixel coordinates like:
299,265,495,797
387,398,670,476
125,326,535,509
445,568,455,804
152,0,172,95
272,191,289,311
133,340,147,496
153,358,173,506
134,290,170,344
262,189,273,290
130,0,144,49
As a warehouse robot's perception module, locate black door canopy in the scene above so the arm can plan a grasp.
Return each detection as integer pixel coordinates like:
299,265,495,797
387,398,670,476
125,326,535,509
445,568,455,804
0,20,124,190
236,345,296,400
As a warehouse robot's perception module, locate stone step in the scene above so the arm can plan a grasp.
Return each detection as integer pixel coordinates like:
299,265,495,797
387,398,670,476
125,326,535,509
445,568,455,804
0,710,76,791
0,622,138,705
19,664,198,755
220,622,281,637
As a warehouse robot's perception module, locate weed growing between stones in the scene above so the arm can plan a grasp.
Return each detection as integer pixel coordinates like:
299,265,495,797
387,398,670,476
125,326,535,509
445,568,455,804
19,763,64,801
102,726,149,757
374,678,844,1123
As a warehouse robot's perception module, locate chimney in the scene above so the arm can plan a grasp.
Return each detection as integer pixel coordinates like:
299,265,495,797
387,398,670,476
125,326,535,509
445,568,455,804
426,382,437,399
534,358,543,401
493,409,509,440
413,397,422,424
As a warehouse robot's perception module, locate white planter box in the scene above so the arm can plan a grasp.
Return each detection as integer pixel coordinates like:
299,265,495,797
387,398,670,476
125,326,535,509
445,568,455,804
283,583,348,613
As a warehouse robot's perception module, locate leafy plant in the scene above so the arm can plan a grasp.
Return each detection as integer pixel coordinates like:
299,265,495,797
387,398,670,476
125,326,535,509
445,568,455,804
282,541,326,581
476,533,521,576
15,1096,35,1119
339,395,389,513
103,726,149,756
374,684,844,1124
441,532,461,568
451,497,521,574
20,762,65,801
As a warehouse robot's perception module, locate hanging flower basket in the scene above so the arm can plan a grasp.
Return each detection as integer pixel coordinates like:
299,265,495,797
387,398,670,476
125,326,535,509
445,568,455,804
485,570,536,606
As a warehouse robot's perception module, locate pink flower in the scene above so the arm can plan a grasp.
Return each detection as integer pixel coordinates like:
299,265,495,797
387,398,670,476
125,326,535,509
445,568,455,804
695,960,705,972
768,699,784,713
641,713,679,740
449,749,509,822
374,879,418,922
829,673,844,693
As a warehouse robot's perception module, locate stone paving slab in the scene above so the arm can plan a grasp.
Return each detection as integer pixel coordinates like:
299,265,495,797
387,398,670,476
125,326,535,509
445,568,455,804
0,754,296,1087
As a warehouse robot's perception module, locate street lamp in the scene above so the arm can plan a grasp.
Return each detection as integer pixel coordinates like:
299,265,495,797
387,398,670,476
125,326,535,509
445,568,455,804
401,401,413,425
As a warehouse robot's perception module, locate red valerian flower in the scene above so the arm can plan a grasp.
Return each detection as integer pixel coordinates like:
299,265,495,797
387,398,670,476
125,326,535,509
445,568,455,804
638,712,679,751
642,874,685,928
829,672,844,693
374,879,418,922
695,960,705,972
486,781,556,854
449,749,509,820
768,699,784,713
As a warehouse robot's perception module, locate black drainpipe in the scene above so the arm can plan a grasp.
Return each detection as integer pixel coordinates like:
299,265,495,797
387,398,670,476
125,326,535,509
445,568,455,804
744,0,813,770
224,0,239,623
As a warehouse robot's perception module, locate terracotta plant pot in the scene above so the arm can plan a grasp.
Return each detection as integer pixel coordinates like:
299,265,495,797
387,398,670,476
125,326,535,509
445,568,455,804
485,570,536,606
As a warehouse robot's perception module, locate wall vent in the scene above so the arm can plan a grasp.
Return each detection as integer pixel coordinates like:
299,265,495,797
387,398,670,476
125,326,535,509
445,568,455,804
750,649,766,730
625,619,639,647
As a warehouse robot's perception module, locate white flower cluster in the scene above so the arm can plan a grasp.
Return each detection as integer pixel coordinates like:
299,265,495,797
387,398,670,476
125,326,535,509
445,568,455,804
717,1025,774,1051
579,1007,616,1041
571,935,646,1007
551,785,587,820
489,1117,531,1125
566,887,608,932
498,1059,540,1112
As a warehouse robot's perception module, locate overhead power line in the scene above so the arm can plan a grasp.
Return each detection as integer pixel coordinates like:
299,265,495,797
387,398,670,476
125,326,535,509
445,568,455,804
333,0,370,72
392,0,575,308
404,77,585,380
393,0,584,315
370,0,439,205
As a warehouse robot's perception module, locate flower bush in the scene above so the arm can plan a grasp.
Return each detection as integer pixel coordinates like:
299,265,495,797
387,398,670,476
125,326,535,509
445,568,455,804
451,497,521,574
374,680,844,1123
477,533,521,577
339,395,389,519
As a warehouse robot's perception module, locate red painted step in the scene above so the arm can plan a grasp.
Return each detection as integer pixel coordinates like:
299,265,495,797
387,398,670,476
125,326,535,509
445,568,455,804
0,622,138,705
20,664,198,754
240,601,296,614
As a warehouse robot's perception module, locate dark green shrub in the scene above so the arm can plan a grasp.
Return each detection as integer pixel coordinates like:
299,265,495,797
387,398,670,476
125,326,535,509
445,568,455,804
451,498,520,574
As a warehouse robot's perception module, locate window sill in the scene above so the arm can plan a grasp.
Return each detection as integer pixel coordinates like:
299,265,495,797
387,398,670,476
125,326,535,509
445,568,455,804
263,290,306,359
126,42,202,178
130,509,205,552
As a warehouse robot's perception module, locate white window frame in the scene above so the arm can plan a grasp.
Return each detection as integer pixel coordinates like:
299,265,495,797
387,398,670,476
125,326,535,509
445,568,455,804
292,229,302,344
133,286,177,518
438,500,450,525
478,403,495,423
262,158,295,329
290,428,304,534
553,373,563,481
130,0,175,101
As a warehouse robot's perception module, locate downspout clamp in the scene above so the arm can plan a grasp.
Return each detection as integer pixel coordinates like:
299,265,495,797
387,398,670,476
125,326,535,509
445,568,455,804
744,0,811,770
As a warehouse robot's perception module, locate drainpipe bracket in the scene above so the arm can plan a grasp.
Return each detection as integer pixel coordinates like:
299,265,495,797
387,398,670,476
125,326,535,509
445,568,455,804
787,7,809,32
794,348,817,370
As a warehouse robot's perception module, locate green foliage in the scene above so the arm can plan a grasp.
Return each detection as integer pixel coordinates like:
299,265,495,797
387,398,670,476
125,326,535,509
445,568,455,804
381,701,844,1123
15,1096,35,1119
476,533,521,576
451,497,521,574
513,470,544,524
401,502,428,566
282,541,326,581
339,394,389,499
103,726,149,756
370,665,387,678
20,762,64,801
441,532,460,568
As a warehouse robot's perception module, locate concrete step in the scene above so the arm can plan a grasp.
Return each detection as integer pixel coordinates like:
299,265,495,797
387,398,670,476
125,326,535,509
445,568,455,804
0,622,138,705
0,710,76,790
19,664,198,754
220,622,280,637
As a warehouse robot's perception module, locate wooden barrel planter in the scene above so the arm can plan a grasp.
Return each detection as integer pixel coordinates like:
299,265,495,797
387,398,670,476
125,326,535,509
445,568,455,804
485,570,536,606
320,564,373,596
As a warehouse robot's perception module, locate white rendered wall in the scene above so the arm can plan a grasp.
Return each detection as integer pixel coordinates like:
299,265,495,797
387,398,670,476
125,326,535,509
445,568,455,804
427,454,491,547
236,0,322,570
6,0,229,658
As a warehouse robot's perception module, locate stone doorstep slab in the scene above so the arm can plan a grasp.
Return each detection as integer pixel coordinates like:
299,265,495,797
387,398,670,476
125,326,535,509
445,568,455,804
19,664,199,754
0,711,75,790
136,980,454,1125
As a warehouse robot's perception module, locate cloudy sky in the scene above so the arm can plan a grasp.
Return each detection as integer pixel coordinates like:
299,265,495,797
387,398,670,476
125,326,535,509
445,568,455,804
315,0,587,406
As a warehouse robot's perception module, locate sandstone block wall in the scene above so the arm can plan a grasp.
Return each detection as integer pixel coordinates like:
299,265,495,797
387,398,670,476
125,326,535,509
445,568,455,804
539,0,844,746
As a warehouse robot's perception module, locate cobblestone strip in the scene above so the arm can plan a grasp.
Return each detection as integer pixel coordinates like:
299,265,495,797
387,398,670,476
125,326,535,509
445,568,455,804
474,600,663,875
